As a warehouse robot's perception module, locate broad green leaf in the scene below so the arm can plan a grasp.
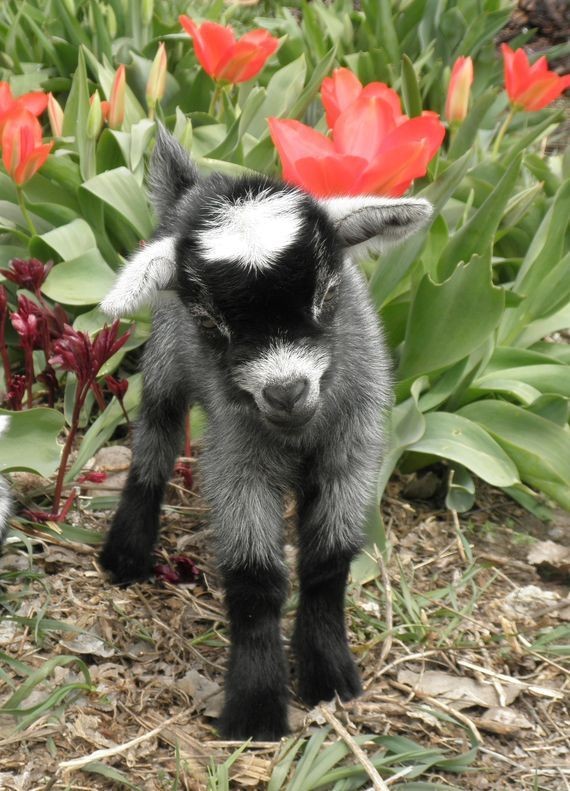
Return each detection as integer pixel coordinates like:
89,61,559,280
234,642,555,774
248,55,307,137
31,219,97,262
62,48,94,180
474,364,570,399
459,401,570,509
405,411,520,487
42,249,117,305
448,91,497,160
0,408,64,477
437,155,521,280
398,255,504,380
80,167,154,241
515,303,570,348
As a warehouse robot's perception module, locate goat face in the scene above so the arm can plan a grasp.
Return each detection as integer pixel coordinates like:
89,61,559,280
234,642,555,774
173,178,343,432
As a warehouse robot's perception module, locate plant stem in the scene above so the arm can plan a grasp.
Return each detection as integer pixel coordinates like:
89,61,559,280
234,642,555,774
492,107,515,158
16,187,36,236
52,382,87,515
91,380,107,412
208,84,223,117
184,411,192,458
24,346,34,408
0,321,12,393
118,397,130,427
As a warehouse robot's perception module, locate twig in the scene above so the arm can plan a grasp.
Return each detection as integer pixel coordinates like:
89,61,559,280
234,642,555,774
377,550,393,668
457,659,565,698
389,680,483,744
317,704,390,791
58,711,187,771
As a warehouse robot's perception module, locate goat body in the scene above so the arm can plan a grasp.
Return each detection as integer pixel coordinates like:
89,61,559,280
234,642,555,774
100,128,431,740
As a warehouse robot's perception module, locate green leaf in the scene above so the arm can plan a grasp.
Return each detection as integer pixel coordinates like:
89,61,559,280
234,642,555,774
370,152,472,307
31,219,97,262
62,48,94,180
448,91,497,160
437,155,521,280
0,408,64,478
446,464,476,512
80,167,154,241
401,55,422,117
405,411,520,488
82,763,141,790
459,401,570,508
398,255,504,380
42,249,117,305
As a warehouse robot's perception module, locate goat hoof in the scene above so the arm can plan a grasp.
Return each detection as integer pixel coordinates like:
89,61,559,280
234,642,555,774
297,651,362,707
218,698,289,742
99,540,153,586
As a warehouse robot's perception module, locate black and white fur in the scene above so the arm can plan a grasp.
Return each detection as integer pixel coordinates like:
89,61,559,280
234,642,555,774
100,127,431,740
0,416,11,545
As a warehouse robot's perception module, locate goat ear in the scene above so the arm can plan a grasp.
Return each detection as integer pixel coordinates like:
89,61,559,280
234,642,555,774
148,124,198,222
321,196,433,256
100,236,176,318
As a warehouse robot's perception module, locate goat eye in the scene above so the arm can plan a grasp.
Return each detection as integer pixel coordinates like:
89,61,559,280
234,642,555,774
197,316,218,330
323,284,337,303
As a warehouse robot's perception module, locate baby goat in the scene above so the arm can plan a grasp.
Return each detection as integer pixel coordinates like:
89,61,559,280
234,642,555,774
100,127,431,740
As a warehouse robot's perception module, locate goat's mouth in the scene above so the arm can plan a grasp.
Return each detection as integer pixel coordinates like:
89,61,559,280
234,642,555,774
263,407,317,432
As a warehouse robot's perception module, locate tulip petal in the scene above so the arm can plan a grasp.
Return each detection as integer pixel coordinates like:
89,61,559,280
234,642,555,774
516,73,570,111
179,16,235,78
217,31,279,83
14,142,52,186
18,92,48,116
293,154,369,196
360,83,403,118
357,140,432,196
333,95,398,159
321,68,363,128
0,82,14,116
269,118,334,184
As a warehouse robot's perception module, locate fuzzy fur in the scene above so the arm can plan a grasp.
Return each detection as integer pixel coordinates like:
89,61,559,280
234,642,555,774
100,128,431,741
0,416,12,545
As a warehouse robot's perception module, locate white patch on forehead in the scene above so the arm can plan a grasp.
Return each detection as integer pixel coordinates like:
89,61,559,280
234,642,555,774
234,340,330,411
197,190,303,271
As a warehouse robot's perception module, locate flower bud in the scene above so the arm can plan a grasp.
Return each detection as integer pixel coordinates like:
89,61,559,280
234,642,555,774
87,92,104,139
47,93,64,137
108,64,126,130
445,57,473,123
146,43,167,112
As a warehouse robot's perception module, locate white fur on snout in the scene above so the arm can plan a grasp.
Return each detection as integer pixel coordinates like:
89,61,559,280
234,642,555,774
197,190,303,271
234,340,330,412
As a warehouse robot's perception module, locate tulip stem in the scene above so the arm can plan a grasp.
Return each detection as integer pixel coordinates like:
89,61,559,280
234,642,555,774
208,84,223,117
492,107,515,158
16,188,36,237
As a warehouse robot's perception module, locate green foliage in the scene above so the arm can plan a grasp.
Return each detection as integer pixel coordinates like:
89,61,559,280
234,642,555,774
0,0,569,528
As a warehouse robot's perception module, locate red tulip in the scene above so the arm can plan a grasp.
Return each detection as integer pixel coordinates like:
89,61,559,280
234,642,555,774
269,89,445,197
0,82,48,134
321,68,404,128
445,56,473,123
501,44,570,111
179,16,279,84
1,109,53,186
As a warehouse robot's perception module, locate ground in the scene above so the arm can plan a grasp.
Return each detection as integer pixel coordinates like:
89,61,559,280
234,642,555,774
1,455,569,790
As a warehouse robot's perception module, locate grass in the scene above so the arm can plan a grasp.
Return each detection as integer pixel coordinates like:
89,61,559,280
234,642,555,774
0,473,569,790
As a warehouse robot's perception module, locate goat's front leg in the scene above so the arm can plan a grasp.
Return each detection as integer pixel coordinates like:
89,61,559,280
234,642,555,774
293,448,379,706
100,389,188,585
201,441,290,740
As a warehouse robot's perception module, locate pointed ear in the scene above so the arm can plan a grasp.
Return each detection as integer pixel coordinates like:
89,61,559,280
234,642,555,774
149,123,198,223
321,196,433,256
100,236,177,318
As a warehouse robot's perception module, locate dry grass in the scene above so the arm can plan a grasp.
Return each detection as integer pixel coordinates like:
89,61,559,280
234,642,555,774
1,465,569,790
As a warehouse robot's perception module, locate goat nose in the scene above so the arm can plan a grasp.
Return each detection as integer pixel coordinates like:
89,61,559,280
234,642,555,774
263,378,309,412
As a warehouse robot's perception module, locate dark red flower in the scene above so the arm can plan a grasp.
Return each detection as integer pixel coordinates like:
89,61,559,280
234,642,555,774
174,460,193,491
0,284,7,316
6,373,25,410
50,320,131,385
104,374,129,401
0,258,52,294
154,554,201,584
10,294,44,349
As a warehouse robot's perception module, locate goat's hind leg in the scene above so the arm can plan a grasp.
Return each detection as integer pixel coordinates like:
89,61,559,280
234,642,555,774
100,361,189,585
